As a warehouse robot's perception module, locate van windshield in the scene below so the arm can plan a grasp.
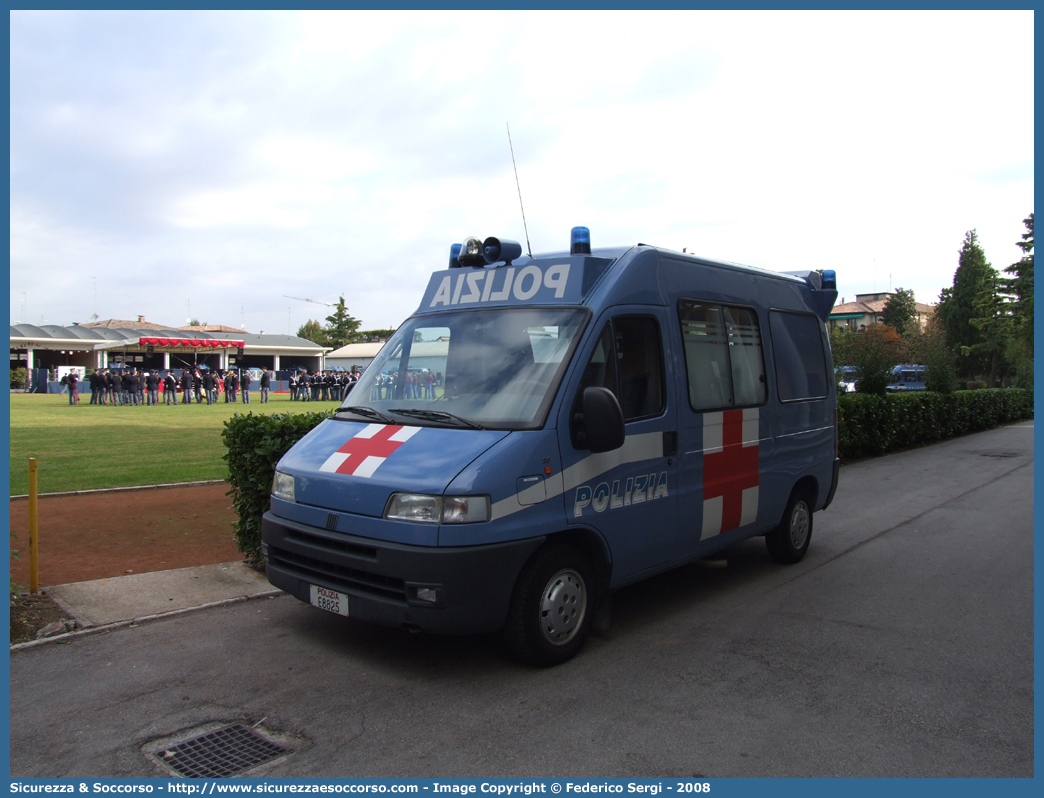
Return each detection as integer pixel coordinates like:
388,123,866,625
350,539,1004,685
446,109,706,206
338,307,589,430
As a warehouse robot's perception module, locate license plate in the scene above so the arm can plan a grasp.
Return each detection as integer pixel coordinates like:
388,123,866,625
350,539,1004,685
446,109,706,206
310,585,349,616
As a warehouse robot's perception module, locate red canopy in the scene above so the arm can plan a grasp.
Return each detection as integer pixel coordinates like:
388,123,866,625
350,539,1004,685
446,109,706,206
138,337,245,349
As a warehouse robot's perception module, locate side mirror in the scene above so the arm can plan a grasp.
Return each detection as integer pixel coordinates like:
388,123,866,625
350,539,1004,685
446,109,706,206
581,387,625,453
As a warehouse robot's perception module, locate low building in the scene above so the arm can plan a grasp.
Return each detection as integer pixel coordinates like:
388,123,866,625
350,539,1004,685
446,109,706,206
829,292,935,332
324,341,386,372
10,318,328,377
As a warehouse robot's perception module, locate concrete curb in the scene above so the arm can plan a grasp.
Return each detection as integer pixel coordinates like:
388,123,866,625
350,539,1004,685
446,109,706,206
11,588,285,653
10,479,227,500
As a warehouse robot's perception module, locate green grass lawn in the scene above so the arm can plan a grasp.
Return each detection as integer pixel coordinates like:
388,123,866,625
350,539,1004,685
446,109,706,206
9,392,340,495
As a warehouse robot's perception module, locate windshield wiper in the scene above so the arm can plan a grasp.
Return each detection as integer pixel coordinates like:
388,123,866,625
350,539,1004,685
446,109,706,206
334,405,394,423
390,408,484,430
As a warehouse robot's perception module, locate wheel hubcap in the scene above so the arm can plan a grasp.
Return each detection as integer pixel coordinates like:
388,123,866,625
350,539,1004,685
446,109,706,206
539,568,587,646
789,502,810,549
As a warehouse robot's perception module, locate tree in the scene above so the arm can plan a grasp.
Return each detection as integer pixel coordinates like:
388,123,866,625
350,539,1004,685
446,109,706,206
850,324,902,395
881,288,918,336
828,326,854,369
920,315,956,393
324,297,361,349
968,267,1015,387
357,328,397,343
935,230,993,379
1004,213,1034,352
297,319,329,346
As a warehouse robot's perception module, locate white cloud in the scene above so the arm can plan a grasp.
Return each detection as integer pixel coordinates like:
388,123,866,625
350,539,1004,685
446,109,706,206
9,9,1034,331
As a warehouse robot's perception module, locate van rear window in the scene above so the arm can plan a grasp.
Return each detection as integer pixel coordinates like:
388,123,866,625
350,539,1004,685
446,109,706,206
768,310,829,402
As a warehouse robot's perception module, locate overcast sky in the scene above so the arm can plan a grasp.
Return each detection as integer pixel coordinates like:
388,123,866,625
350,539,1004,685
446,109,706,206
10,10,1034,334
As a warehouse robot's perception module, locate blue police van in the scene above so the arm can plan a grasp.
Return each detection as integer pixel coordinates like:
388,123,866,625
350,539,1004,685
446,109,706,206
886,364,927,392
262,228,840,665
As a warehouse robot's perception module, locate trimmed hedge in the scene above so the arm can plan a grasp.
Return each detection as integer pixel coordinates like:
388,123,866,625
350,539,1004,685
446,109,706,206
221,388,1033,564
222,410,332,566
839,388,1033,459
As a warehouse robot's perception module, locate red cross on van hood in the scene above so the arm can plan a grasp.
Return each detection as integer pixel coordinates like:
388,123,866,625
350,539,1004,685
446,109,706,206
276,419,510,517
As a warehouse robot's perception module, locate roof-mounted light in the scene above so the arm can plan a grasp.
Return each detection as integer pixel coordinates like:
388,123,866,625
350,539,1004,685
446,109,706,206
448,243,463,269
570,226,591,255
821,269,836,290
457,236,486,267
482,237,522,265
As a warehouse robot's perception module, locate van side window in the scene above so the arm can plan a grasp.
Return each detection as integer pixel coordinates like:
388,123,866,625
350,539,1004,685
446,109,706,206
612,316,665,420
571,316,665,447
768,310,829,401
678,300,767,411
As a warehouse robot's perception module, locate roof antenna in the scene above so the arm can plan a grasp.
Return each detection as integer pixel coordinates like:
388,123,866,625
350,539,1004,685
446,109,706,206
507,123,533,258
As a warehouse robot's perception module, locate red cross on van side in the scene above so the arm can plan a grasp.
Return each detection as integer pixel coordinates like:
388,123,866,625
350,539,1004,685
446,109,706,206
702,409,760,535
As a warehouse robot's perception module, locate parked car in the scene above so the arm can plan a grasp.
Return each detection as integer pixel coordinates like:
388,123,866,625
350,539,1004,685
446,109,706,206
836,366,857,393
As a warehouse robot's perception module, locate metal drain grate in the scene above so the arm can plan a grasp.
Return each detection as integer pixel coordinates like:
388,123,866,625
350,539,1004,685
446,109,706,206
158,724,290,778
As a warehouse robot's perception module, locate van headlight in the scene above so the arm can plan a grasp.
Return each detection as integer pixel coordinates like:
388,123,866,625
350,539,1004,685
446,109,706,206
384,493,490,524
272,471,295,502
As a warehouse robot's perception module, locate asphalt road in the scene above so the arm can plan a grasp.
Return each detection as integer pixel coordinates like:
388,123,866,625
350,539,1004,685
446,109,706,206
10,422,1034,778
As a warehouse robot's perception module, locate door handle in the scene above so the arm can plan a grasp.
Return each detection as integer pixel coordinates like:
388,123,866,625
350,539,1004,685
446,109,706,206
663,430,678,457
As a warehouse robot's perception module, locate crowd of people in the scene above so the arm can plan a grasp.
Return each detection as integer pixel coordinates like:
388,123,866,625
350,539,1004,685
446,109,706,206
367,370,439,400
59,366,361,406
60,367,276,406
287,368,360,402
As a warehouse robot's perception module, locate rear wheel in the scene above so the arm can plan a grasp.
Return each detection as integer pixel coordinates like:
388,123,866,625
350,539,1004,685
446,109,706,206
766,491,813,564
503,543,594,667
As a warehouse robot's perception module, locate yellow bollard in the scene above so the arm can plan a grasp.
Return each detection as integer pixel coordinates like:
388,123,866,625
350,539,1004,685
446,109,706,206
28,456,39,594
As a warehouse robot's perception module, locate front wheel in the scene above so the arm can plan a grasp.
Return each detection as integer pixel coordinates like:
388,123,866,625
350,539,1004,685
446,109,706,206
503,544,595,667
765,491,813,564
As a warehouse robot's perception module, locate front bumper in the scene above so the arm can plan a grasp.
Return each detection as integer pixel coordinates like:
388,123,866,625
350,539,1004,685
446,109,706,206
262,511,545,635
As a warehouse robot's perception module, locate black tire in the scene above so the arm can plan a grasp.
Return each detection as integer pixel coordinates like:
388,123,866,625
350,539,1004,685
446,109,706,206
766,491,813,564
503,543,595,667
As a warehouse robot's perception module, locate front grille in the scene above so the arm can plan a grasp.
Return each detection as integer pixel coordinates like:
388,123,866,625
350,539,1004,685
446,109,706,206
270,547,406,602
285,527,378,560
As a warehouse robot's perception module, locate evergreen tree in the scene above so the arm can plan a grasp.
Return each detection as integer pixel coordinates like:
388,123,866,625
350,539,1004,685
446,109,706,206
324,297,361,349
935,230,993,379
968,268,1013,387
297,319,329,346
881,288,918,336
1004,213,1034,352
357,328,398,343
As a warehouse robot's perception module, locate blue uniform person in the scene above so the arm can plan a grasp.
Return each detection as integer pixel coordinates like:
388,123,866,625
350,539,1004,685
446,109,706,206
66,370,80,405
164,372,177,404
